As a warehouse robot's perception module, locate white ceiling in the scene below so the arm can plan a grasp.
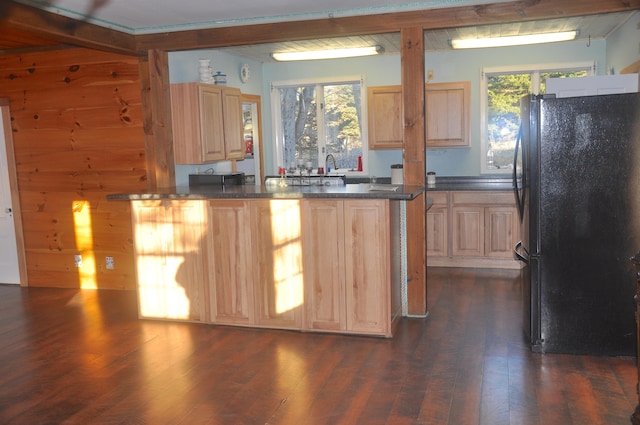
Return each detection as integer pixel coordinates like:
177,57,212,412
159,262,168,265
13,0,637,63
219,12,635,63
15,0,513,34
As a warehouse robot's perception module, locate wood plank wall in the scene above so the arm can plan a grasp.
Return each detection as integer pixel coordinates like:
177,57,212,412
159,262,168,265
0,48,146,289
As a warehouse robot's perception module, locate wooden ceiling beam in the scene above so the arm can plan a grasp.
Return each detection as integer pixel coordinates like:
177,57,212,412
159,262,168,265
1,0,639,54
2,1,138,56
135,0,640,52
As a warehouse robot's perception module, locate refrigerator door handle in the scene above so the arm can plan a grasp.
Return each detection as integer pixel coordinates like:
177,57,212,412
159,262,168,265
512,125,526,221
514,240,529,264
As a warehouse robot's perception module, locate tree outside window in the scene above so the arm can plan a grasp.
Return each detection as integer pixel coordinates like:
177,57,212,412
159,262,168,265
274,79,365,173
482,64,591,174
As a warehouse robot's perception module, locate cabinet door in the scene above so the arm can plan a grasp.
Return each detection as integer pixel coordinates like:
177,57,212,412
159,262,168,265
302,200,346,331
206,200,253,325
171,83,245,164
131,200,206,321
344,200,390,335
251,200,303,329
426,81,470,148
368,86,403,149
222,88,245,160
200,85,226,162
171,83,203,164
485,206,518,258
427,205,448,259
451,206,484,257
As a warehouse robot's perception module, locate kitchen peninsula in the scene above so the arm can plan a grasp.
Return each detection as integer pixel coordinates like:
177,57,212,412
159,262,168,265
108,183,424,337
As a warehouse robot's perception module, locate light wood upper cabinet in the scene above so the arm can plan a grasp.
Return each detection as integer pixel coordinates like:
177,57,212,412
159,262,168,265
131,200,207,322
367,81,470,149
170,82,244,164
425,81,470,148
205,200,254,325
368,85,403,150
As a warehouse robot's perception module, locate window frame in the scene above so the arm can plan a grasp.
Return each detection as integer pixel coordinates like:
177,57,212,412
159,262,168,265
480,61,595,174
270,75,369,175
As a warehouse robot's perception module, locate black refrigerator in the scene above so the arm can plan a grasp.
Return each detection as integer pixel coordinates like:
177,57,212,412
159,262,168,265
513,92,640,356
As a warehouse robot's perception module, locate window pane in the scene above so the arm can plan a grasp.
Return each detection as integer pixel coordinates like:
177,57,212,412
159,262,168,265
487,73,531,170
280,86,317,171
323,84,363,171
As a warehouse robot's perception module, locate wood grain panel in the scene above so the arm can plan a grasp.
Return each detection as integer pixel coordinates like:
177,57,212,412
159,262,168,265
0,47,145,289
7,127,148,151
0,49,139,71
401,27,427,316
17,170,147,192
145,49,175,190
10,103,144,130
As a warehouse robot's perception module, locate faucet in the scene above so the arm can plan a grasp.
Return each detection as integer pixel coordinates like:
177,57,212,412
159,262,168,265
325,154,337,172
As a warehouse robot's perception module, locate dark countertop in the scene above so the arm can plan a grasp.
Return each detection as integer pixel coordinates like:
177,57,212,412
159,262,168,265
426,176,515,192
107,183,425,201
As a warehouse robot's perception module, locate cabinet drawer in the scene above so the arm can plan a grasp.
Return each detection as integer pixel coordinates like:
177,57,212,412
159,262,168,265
451,191,514,205
427,191,448,206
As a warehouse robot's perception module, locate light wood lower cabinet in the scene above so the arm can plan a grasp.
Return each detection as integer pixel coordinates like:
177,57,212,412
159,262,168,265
131,200,207,321
451,205,484,257
205,200,253,325
485,207,519,258
251,199,303,330
343,200,391,335
426,192,448,259
132,198,398,336
427,191,520,269
302,200,346,331
302,199,394,336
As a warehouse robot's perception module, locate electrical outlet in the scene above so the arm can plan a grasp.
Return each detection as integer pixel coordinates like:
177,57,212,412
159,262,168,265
106,256,114,270
427,69,434,81
74,255,82,268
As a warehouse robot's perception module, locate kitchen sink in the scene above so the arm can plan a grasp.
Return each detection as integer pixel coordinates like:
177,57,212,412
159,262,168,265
265,174,346,186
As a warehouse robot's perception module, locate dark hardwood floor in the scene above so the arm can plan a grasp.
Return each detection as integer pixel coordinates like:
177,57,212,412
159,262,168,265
0,267,636,424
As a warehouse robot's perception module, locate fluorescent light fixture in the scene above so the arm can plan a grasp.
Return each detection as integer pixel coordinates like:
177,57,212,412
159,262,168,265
451,30,578,49
271,45,384,61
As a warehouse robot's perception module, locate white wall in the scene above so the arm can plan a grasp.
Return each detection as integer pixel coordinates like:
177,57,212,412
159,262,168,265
606,11,640,74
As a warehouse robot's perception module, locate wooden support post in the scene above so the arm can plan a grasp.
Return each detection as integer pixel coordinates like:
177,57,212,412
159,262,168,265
139,49,175,190
401,27,427,316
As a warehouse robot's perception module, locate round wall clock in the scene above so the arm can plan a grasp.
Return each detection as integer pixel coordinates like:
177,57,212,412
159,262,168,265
240,64,250,83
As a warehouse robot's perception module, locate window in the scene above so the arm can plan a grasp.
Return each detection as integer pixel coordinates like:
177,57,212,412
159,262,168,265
271,77,367,174
480,62,593,174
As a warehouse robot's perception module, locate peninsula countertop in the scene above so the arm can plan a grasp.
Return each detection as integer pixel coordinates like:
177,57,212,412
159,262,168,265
426,176,515,192
107,183,425,201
